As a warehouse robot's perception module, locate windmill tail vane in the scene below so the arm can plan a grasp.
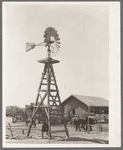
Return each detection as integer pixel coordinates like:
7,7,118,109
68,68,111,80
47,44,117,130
26,42,45,52
26,27,61,56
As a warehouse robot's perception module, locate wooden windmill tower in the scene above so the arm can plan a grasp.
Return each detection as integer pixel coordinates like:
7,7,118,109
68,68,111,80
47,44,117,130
26,27,69,140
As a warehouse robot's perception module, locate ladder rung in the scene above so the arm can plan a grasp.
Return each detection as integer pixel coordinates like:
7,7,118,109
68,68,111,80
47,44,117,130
50,89,57,92
51,79,54,81
43,78,47,80
49,100,54,101
50,83,55,85
38,89,57,92
50,100,59,103
38,89,47,92
42,83,47,85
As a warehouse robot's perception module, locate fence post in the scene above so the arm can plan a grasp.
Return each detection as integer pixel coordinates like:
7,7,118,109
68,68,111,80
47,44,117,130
8,123,13,137
87,106,90,134
99,109,101,131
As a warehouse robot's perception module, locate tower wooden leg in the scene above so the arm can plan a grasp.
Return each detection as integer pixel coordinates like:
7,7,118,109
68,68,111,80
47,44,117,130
48,120,51,140
48,130,51,140
66,130,69,138
64,125,69,138
48,108,51,140
42,131,43,139
27,123,32,137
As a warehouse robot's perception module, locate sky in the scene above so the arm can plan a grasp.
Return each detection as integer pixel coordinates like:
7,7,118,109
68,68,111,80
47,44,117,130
3,3,109,108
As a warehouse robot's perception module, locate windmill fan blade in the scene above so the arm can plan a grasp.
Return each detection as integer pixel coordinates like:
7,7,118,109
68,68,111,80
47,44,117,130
55,47,58,55
26,43,36,52
55,45,60,52
56,43,60,48
56,41,61,44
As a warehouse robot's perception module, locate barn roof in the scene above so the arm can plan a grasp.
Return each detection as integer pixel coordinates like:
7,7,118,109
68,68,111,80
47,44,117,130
62,94,109,107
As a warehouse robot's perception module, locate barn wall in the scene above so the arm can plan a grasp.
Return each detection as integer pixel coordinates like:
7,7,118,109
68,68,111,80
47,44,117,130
75,107,87,114
62,96,88,115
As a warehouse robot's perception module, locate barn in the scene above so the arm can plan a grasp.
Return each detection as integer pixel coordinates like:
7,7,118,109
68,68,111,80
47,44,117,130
61,95,109,116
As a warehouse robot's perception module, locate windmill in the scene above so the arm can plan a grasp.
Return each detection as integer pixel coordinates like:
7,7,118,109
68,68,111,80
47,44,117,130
26,27,69,140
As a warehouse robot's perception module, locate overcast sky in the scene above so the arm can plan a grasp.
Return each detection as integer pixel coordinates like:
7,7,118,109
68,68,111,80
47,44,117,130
3,3,109,108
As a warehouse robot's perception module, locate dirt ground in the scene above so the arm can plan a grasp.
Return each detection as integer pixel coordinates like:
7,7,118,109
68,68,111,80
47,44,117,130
6,117,108,144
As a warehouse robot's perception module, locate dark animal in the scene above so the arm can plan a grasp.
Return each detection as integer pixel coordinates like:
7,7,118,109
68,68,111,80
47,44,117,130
70,117,83,131
74,118,82,131
41,121,48,138
80,117,86,130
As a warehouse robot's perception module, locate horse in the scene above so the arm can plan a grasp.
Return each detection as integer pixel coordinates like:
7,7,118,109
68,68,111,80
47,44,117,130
70,117,83,131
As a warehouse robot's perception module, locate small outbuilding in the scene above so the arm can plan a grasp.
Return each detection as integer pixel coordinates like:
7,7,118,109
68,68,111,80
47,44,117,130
61,94,109,116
